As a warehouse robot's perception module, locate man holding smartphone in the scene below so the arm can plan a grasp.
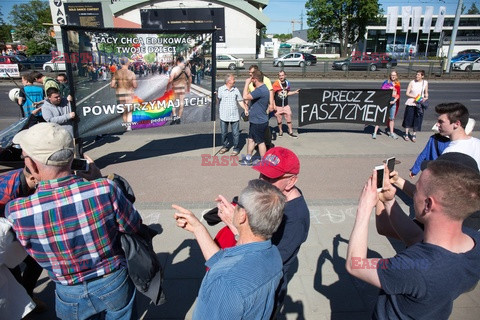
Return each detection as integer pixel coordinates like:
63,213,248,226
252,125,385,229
346,160,480,319
5,123,142,320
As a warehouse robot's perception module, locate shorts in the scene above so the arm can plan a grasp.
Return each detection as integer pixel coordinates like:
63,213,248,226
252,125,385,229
275,105,292,123
249,122,268,144
389,104,396,120
402,105,424,132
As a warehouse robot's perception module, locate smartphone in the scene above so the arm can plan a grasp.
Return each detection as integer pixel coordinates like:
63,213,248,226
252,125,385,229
71,158,89,171
386,157,396,173
375,165,385,192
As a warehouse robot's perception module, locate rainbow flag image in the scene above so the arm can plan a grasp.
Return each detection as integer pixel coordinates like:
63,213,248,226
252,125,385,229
131,90,174,129
415,94,423,103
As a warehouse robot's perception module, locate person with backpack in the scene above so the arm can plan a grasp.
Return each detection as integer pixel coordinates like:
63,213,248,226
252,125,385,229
17,74,44,123
30,71,60,96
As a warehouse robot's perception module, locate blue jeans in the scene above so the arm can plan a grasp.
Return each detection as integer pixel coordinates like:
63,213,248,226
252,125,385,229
220,120,240,152
55,268,136,320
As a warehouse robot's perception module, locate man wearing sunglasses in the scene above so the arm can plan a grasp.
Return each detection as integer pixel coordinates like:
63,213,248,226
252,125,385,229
217,147,310,319
174,179,286,319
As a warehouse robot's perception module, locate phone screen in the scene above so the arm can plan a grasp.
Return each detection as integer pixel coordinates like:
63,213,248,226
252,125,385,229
375,166,384,191
71,158,89,171
387,157,396,172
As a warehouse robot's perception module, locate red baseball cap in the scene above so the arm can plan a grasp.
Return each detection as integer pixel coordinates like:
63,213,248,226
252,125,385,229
253,147,300,179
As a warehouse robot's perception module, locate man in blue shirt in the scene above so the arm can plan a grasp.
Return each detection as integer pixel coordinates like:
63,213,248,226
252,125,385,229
346,158,480,319
173,179,285,320
240,70,271,165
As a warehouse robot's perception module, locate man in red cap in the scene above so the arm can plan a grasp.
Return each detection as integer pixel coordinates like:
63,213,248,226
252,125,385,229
217,146,310,318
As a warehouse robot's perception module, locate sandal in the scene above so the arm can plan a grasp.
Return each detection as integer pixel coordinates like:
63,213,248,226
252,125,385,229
278,131,283,137
411,134,416,143
403,134,410,141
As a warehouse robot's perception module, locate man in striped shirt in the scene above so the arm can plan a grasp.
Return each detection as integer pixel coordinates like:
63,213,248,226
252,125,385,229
5,123,142,320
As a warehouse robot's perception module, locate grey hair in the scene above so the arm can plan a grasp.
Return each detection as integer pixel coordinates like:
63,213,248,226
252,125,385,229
238,179,285,239
224,73,234,83
48,149,74,162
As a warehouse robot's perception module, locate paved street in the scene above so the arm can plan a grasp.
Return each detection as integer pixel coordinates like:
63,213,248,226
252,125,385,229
0,74,479,319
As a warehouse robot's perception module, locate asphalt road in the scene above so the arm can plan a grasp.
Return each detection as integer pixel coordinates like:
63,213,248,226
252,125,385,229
0,77,479,134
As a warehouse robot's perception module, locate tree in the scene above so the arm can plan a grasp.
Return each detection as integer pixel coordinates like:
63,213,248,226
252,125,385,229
305,0,382,57
467,2,480,14
275,33,293,42
0,9,13,45
8,0,54,54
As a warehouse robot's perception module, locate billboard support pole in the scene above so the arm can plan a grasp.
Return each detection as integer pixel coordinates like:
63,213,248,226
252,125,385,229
211,29,217,155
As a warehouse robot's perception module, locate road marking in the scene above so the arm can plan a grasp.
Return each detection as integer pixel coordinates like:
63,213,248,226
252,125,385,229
77,82,110,105
471,99,480,101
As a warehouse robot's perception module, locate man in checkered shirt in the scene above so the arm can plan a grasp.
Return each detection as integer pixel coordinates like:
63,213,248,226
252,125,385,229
217,73,248,156
5,122,142,320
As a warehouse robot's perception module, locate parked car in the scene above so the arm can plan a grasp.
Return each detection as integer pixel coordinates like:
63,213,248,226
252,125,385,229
43,56,66,72
0,55,26,71
332,55,380,71
23,54,53,69
216,54,244,70
273,52,317,67
378,56,398,68
458,49,480,55
451,53,479,63
452,56,480,71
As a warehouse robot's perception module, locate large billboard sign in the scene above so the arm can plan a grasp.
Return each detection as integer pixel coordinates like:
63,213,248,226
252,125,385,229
140,8,226,43
298,89,391,126
62,26,215,138
64,2,104,28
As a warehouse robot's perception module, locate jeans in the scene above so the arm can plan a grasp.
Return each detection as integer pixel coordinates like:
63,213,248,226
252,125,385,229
55,268,136,320
220,120,240,151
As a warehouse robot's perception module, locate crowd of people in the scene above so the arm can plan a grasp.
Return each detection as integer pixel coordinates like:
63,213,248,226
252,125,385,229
1,59,480,320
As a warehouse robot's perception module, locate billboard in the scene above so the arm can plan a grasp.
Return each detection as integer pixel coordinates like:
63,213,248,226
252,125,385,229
65,2,104,28
61,26,215,138
140,8,226,43
298,89,391,126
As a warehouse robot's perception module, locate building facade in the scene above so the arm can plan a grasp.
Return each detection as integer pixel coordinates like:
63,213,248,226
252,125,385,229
365,14,480,57
49,0,270,59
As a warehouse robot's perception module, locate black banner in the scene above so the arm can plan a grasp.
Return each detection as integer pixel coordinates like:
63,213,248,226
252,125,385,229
65,2,104,28
140,8,225,43
298,89,392,126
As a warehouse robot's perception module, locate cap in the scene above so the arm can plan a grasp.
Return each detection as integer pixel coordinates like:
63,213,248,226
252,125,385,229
421,152,479,173
253,147,300,179
13,123,74,166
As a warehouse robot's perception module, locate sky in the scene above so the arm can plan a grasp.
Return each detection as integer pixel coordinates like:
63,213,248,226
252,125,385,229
0,0,477,34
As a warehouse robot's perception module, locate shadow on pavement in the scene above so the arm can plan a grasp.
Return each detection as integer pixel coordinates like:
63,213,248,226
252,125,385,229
88,133,249,168
314,234,381,320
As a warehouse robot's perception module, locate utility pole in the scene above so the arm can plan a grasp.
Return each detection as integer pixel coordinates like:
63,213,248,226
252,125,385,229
445,0,463,73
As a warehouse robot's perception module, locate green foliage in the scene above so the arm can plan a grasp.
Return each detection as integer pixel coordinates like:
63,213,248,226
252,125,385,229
275,33,292,42
467,2,480,14
305,0,382,57
7,0,54,54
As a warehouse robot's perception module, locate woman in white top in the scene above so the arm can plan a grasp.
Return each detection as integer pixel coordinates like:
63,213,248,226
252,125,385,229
402,70,429,142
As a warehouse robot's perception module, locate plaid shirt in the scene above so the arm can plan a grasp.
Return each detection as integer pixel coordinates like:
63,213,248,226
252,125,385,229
5,175,142,285
218,85,243,122
0,169,29,217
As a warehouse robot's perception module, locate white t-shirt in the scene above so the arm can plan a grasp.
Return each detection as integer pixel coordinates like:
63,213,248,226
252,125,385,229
443,136,480,171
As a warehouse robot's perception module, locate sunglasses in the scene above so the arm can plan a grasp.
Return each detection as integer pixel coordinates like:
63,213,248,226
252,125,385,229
259,173,293,183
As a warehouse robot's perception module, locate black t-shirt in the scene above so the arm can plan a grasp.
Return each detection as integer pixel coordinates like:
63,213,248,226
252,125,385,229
374,227,480,320
271,191,310,272
273,80,290,107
